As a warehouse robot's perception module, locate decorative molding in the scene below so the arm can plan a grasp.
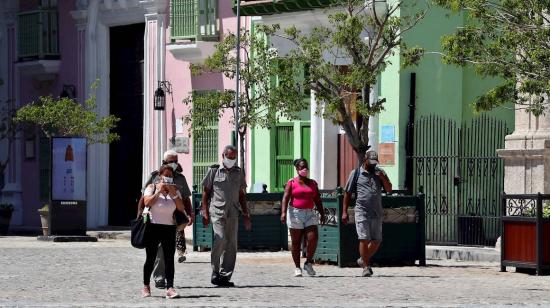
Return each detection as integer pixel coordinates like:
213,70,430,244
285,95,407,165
166,41,217,64
16,60,61,78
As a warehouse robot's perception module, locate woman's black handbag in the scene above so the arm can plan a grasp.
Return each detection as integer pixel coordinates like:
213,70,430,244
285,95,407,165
130,213,150,249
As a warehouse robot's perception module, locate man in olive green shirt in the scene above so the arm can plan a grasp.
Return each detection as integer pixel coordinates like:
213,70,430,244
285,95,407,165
201,145,252,287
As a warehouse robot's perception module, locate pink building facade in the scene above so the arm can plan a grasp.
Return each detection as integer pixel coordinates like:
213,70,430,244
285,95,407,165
0,0,248,230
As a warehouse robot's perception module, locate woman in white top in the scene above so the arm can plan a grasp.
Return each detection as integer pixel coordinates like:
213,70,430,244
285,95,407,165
141,165,186,299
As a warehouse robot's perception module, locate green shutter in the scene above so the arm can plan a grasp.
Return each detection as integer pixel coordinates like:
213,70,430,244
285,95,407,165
192,91,219,192
301,124,311,163
171,0,219,41
39,137,51,202
17,9,59,60
273,124,294,192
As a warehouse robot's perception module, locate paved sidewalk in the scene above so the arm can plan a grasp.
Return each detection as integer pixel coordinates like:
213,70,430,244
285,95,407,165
1,236,549,307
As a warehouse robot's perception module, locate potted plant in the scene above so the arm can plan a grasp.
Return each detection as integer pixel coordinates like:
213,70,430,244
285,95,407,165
38,204,50,236
0,203,14,235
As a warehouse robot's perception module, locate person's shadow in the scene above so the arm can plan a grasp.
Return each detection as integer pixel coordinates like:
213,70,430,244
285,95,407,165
175,284,303,289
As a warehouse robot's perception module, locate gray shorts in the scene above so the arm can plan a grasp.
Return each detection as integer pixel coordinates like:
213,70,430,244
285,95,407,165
355,212,383,240
287,207,318,229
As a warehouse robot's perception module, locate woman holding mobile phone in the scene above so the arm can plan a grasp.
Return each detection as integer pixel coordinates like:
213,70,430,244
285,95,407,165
141,164,186,299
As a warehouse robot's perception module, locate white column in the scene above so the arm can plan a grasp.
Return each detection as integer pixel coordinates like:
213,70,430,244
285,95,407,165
81,0,110,228
498,98,550,195
320,114,339,189
310,90,322,184
144,13,167,178
157,14,167,164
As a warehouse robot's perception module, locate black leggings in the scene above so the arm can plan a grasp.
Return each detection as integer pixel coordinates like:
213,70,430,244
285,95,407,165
143,223,176,288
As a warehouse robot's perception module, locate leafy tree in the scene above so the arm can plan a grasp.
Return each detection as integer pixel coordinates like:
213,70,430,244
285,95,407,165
433,0,550,116
13,82,120,144
274,0,426,162
183,26,310,168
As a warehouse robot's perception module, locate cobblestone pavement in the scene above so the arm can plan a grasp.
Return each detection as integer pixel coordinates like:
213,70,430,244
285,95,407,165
1,237,550,307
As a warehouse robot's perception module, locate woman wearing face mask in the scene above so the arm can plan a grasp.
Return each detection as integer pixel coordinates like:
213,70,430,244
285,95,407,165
281,158,326,277
141,165,186,299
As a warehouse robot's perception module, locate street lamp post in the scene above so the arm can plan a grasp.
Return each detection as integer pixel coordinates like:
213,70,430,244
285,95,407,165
235,0,241,165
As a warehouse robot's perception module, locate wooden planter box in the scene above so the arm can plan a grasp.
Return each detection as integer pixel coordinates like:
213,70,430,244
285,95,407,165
192,192,287,251
501,194,550,275
314,190,426,267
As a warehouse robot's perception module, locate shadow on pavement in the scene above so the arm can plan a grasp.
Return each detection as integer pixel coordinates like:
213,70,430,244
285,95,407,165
234,285,303,288
175,285,303,289
150,295,221,299
314,275,441,279
375,275,441,278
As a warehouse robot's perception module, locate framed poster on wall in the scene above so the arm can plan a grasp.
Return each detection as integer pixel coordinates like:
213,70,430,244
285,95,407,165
51,137,87,201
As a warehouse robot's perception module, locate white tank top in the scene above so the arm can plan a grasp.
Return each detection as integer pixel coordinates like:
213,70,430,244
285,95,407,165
143,185,180,225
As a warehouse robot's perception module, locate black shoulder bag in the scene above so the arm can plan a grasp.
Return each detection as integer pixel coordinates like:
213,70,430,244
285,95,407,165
131,184,155,249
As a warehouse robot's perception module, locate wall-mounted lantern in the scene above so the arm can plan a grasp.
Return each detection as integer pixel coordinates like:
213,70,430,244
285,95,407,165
60,84,76,99
154,81,172,111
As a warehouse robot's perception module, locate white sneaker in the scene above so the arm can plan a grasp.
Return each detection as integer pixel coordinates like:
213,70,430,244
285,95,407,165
294,268,303,277
303,261,316,276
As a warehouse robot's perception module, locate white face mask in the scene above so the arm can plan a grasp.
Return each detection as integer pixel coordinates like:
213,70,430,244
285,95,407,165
162,176,173,184
168,163,178,172
223,157,237,169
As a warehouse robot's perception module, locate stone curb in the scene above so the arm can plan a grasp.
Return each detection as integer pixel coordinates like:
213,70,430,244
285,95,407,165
426,245,500,262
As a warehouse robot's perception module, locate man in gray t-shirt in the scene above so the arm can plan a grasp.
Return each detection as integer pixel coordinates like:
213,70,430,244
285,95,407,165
342,150,392,277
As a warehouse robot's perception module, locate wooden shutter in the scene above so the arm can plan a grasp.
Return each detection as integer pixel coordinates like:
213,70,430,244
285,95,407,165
273,124,294,192
170,0,197,40
192,91,219,192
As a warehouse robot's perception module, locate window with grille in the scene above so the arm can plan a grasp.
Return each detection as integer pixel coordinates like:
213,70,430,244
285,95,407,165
191,91,219,192
170,0,219,41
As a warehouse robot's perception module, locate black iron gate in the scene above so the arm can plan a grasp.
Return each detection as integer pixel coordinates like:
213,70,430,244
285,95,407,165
409,115,510,246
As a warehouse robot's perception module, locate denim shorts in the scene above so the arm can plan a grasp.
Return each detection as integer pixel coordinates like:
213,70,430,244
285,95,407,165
287,206,318,229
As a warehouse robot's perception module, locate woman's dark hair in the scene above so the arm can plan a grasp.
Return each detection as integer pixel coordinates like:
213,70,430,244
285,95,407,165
293,158,308,168
158,164,174,175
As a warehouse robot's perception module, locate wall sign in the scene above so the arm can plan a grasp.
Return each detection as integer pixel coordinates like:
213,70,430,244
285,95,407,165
379,143,395,165
380,125,395,143
172,136,189,154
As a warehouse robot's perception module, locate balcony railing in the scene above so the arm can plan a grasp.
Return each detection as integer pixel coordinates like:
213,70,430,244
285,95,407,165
170,0,219,42
17,9,59,61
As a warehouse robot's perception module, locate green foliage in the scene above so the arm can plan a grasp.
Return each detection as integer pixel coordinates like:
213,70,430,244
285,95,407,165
13,83,120,144
183,25,309,164
275,0,426,156
434,0,550,115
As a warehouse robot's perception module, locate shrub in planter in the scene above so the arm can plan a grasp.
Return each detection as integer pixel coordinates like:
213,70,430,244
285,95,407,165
0,203,14,235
